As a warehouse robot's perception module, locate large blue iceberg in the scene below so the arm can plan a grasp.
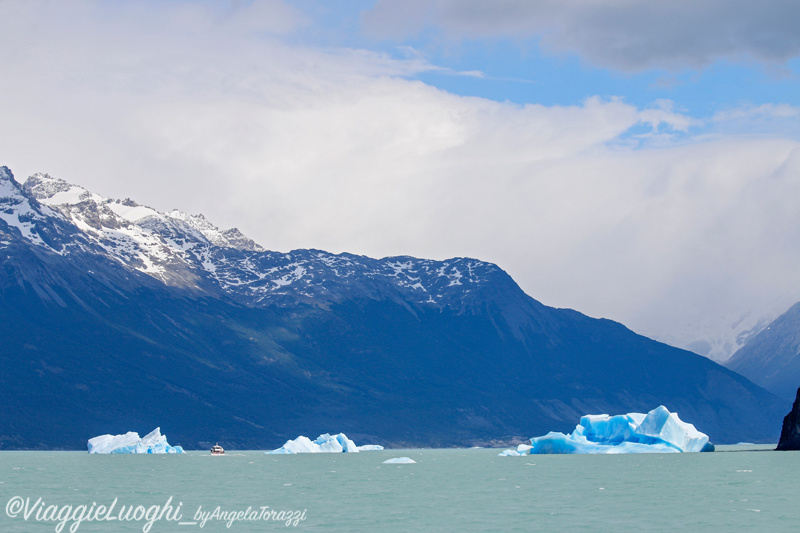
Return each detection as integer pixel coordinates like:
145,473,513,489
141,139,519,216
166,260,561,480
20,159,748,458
267,433,360,454
501,406,714,455
88,427,184,454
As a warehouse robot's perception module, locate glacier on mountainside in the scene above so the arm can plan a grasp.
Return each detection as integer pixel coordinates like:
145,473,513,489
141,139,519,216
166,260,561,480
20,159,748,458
87,427,184,454
500,406,713,455
267,433,360,454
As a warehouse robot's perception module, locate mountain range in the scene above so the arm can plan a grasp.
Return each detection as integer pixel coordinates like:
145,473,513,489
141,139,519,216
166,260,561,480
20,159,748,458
0,166,790,449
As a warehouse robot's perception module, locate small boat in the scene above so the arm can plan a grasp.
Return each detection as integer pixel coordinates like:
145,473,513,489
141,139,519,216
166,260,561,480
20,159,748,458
210,443,225,455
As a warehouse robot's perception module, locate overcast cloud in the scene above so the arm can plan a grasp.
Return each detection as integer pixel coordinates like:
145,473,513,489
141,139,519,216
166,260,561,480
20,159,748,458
1,0,800,359
364,0,800,71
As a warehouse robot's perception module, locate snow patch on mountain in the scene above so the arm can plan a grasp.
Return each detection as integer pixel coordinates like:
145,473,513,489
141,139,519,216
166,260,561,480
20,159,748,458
107,202,162,223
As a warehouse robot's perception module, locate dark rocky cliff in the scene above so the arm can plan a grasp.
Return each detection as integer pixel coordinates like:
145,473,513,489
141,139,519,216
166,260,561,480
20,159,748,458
777,387,800,450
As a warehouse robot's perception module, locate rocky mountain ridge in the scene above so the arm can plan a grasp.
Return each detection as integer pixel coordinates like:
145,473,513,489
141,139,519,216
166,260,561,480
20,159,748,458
7,169,511,311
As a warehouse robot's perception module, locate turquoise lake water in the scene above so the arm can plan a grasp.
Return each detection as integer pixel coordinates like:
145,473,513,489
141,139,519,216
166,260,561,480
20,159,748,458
1,445,798,532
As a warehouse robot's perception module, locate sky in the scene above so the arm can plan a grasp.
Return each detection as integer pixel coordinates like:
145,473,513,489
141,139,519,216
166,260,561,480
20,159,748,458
1,0,800,360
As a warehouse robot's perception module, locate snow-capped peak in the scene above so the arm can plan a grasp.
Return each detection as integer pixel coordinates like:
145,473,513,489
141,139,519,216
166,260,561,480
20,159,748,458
0,165,14,183
11,170,266,285
166,210,264,252
23,173,100,206
0,168,60,248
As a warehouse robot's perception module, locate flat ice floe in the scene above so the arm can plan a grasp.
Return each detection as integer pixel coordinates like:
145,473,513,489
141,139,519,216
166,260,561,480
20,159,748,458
383,457,416,464
267,433,360,454
500,405,713,455
87,427,184,454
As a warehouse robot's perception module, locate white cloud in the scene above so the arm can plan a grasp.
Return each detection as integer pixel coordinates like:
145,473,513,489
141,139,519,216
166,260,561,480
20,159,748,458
1,0,800,360
363,0,800,71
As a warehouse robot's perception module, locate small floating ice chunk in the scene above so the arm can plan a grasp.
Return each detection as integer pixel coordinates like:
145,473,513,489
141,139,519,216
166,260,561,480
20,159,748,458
87,428,184,454
267,433,359,454
357,445,384,451
383,457,416,464
499,444,533,456
498,449,524,456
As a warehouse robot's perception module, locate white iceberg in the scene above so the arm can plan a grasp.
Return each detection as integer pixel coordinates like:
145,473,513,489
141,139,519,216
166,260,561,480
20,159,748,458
87,427,184,454
357,445,385,451
383,457,416,464
267,433,359,454
504,406,713,455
